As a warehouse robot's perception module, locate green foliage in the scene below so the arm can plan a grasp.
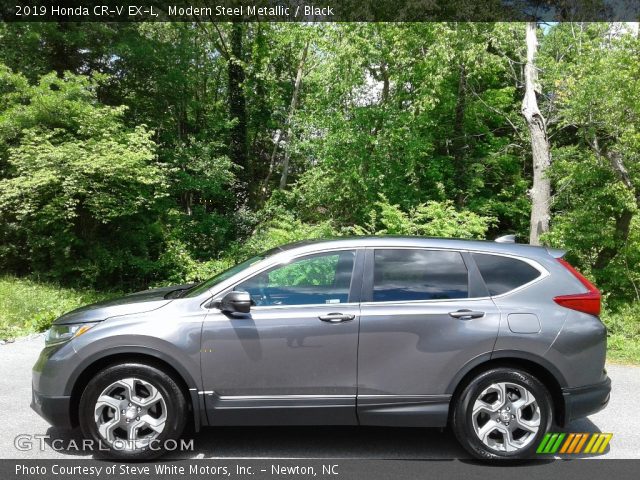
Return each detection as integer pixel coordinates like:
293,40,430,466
154,236,235,286
0,24,525,291
350,197,493,238
0,22,640,360
601,303,640,364
0,68,166,288
0,276,113,340
0,23,639,362
267,253,342,288
238,203,338,260
288,23,527,238
540,25,640,301
544,146,640,304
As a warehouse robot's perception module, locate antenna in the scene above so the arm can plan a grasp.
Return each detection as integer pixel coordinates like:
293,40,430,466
494,234,516,243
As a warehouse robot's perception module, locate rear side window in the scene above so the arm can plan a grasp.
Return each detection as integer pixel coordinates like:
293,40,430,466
373,249,468,302
472,253,541,296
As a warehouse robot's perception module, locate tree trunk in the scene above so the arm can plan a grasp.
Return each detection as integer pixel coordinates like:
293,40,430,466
594,148,640,270
262,130,282,198
279,39,310,189
50,23,77,76
453,63,467,207
594,209,633,270
522,22,552,246
228,23,249,200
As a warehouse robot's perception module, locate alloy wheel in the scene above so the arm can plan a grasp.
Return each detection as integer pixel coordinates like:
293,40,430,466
94,377,167,450
471,381,541,453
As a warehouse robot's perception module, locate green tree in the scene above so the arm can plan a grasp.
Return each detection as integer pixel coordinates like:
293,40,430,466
541,23,640,301
0,67,165,287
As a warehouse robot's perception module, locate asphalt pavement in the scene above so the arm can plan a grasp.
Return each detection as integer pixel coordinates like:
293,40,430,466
1,335,638,459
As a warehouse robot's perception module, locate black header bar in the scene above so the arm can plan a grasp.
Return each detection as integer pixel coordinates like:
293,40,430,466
1,0,639,22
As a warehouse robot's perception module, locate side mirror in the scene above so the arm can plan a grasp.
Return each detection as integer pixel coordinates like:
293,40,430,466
218,290,252,314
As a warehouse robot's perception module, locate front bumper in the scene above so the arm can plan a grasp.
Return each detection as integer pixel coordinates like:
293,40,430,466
31,389,74,429
31,340,78,429
561,375,611,426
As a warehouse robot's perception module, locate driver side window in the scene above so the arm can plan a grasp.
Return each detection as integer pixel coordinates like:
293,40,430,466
236,250,356,307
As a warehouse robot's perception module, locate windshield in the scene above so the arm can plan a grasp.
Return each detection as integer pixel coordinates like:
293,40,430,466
183,254,268,298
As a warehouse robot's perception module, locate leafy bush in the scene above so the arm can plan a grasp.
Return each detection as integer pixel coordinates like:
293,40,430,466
348,196,494,238
238,207,337,259
153,237,235,286
601,302,640,363
0,68,166,289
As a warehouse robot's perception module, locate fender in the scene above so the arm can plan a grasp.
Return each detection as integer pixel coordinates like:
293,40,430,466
65,343,205,431
491,349,568,387
445,349,568,394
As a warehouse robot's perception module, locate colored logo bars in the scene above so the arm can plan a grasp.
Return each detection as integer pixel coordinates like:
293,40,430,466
536,433,613,455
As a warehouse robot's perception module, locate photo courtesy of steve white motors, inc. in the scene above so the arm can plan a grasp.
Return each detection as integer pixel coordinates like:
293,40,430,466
0,1,639,479
14,462,335,476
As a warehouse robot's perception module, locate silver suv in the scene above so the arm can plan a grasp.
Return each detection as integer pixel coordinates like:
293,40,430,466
32,237,610,460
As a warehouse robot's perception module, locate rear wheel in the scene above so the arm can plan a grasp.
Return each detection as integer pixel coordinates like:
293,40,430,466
452,368,552,460
79,363,187,459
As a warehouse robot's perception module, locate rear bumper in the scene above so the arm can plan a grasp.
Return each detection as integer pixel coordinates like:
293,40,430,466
31,389,74,429
561,375,611,426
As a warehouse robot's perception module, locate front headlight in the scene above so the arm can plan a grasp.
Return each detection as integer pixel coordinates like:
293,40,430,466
45,323,98,346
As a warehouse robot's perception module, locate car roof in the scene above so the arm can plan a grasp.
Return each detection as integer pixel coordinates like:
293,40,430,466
270,236,560,260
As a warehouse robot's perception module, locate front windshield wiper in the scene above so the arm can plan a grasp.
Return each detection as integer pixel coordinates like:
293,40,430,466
164,284,198,299
176,284,200,298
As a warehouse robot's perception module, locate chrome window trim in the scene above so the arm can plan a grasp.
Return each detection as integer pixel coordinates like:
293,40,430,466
249,302,359,311
360,298,489,307
202,247,360,310
466,250,550,299
201,244,550,310
362,246,549,305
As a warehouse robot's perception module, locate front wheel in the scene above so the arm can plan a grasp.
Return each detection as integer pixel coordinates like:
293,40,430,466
79,363,188,459
452,367,553,460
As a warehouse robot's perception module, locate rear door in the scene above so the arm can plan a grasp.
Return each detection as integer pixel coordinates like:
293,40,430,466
357,248,501,426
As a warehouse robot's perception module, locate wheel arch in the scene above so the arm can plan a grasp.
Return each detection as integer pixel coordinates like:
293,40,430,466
447,351,567,426
67,347,203,430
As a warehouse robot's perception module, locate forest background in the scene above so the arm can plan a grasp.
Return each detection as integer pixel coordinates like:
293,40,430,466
0,21,638,361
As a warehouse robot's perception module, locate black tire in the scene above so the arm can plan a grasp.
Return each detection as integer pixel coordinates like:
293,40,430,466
451,367,553,460
79,363,188,460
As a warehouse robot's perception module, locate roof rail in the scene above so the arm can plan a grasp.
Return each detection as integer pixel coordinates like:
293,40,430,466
494,234,516,243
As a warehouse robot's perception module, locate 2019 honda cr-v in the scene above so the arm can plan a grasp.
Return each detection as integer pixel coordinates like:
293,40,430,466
32,236,610,460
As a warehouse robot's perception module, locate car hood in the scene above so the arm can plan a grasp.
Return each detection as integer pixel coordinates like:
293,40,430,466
53,284,195,325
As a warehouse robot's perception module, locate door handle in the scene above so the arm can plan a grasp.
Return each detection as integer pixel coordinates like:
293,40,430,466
319,313,355,323
449,309,485,320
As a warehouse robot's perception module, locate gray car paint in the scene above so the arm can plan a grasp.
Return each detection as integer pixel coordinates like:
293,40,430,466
54,286,177,324
32,236,608,431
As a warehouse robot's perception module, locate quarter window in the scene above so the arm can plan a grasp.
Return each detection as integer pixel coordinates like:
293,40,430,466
472,253,541,296
373,249,469,302
236,250,356,307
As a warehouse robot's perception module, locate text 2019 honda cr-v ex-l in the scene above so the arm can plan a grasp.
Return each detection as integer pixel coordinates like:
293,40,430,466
32,237,610,460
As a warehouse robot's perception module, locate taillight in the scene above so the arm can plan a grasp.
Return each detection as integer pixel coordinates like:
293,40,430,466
553,258,601,316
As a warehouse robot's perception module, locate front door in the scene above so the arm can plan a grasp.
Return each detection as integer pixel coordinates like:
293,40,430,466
201,249,362,425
